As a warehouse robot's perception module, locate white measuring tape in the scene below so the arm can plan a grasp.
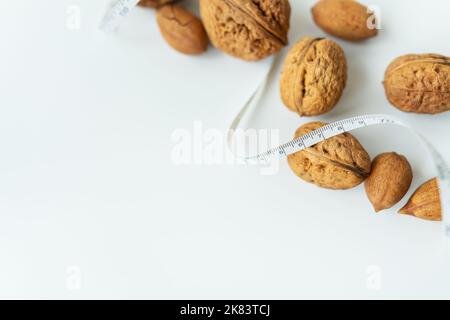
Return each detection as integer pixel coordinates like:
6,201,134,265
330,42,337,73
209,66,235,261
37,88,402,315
100,0,141,34
99,2,450,235
227,56,450,236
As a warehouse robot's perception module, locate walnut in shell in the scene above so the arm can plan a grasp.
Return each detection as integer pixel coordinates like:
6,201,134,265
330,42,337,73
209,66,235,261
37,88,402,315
312,0,378,41
199,0,291,61
383,54,450,114
280,37,347,116
399,178,442,221
156,5,208,55
364,152,413,212
288,122,371,190
138,0,177,8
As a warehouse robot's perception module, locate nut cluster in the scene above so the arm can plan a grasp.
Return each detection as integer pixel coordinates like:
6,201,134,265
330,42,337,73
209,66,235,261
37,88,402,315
138,0,291,59
279,1,446,221
135,0,447,222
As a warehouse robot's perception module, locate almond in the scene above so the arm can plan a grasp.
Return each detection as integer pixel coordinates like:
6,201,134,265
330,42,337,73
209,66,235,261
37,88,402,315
312,0,378,41
364,152,413,212
156,5,208,55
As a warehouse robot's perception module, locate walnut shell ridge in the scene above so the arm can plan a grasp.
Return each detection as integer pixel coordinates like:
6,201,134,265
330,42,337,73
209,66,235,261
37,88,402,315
364,152,413,212
383,54,450,114
288,122,371,190
312,0,378,41
199,0,291,61
280,37,347,116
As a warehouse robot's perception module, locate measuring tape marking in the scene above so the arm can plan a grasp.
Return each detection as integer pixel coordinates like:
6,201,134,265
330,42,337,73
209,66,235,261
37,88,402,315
100,0,141,34
241,114,406,163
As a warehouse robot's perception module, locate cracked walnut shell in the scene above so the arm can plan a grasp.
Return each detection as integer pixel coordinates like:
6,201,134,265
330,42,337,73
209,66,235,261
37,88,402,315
280,37,347,116
199,0,291,61
364,152,413,212
399,178,442,221
288,122,371,190
383,54,450,114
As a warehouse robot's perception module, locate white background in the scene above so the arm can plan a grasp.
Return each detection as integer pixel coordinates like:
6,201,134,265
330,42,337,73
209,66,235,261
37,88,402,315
0,0,449,299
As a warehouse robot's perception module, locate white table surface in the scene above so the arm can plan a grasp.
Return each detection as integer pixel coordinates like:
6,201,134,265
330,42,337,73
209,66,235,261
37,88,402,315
0,0,449,299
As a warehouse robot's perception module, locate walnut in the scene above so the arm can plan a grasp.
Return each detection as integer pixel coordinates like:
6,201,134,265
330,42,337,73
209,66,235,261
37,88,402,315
280,37,347,116
156,5,208,55
199,0,291,61
138,0,177,9
288,122,371,190
364,153,413,212
311,0,378,41
383,54,450,114
399,178,442,221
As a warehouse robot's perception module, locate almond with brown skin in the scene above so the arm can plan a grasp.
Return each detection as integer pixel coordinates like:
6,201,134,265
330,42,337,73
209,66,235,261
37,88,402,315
399,178,442,221
312,0,378,41
156,5,208,55
364,152,413,212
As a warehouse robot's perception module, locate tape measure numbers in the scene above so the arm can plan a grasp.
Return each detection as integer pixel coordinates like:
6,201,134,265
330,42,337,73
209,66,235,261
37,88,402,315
244,115,402,162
